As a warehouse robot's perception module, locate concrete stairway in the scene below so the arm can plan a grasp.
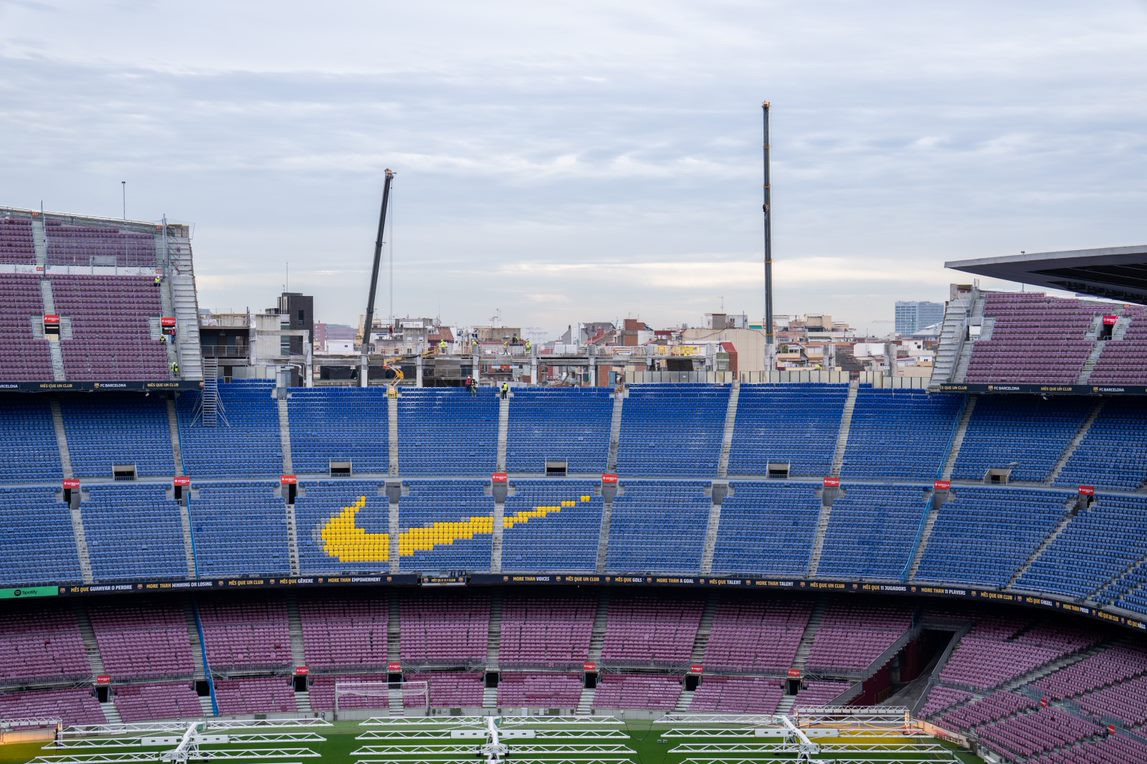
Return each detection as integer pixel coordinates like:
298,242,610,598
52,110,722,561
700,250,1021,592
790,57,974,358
286,598,307,667
576,686,596,715
941,396,977,480
295,689,313,716
40,281,66,381
74,604,106,676
1049,401,1105,484
673,688,695,713
792,601,826,673
31,218,47,266
1008,498,1082,588
388,593,402,662
49,399,74,478
606,389,625,472
165,233,204,381
486,591,503,670
277,395,294,474
929,297,970,388
595,499,614,574
185,606,207,681
717,381,740,477
699,500,722,575
388,394,400,476
806,492,835,578
483,685,499,709
907,494,943,581
830,380,860,475
100,701,123,725
1077,342,1107,385
688,597,717,664
497,394,510,471
587,592,610,663
198,694,215,718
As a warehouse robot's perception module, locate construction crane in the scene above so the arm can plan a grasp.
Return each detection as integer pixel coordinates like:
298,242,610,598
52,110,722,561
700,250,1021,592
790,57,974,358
360,168,396,386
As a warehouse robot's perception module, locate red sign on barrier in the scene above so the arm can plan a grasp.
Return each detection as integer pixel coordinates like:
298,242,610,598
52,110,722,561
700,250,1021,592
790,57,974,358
387,662,402,673
934,480,951,491
689,664,704,675
583,661,597,672
173,476,191,487
787,668,802,678
823,477,840,488
280,475,298,486
294,666,309,676
63,478,80,490
1079,485,1096,496
1103,315,1119,326
43,314,60,324
1041,697,1049,707
96,674,111,686
491,472,508,484
161,316,177,328
601,473,619,485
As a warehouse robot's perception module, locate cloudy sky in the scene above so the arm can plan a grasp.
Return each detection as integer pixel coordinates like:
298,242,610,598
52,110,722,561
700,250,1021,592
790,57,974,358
2,1,1145,336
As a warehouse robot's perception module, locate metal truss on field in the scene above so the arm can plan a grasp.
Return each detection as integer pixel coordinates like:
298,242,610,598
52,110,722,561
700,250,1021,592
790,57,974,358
670,742,954,755
361,714,621,727
58,718,329,738
352,742,633,756
356,727,628,741
49,732,326,750
29,751,319,764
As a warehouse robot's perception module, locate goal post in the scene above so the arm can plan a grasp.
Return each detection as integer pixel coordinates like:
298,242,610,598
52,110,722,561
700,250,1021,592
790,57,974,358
333,680,428,718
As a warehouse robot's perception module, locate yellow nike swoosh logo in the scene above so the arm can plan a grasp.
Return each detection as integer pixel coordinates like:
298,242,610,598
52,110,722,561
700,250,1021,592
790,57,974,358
321,494,593,563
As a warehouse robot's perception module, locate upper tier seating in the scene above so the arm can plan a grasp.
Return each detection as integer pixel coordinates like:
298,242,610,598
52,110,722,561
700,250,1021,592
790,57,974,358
398,480,494,572
965,292,1112,384
295,480,390,574
605,481,709,573
711,482,821,577
1054,398,1147,490
45,220,157,268
729,383,847,476
0,274,54,381
0,216,35,264
1017,494,1147,600
61,393,175,478
177,382,283,478
287,387,388,474
397,389,498,475
82,484,187,581
842,387,963,480
501,480,602,572
0,486,83,585
953,395,1092,483
916,487,1071,588
0,395,61,482
817,484,929,580
189,482,291,578
506,387,612,473
51,275,169,381
1091,305,1147,384
616,384,728,476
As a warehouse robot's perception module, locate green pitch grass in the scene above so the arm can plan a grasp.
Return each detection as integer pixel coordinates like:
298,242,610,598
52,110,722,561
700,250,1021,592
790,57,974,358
0,719,985,763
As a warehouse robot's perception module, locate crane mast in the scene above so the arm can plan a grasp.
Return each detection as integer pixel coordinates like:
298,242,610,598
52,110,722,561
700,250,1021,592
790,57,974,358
361,168,396,386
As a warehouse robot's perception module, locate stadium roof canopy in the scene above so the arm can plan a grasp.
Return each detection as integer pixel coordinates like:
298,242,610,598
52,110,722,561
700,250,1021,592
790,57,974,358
946,245,1147,305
